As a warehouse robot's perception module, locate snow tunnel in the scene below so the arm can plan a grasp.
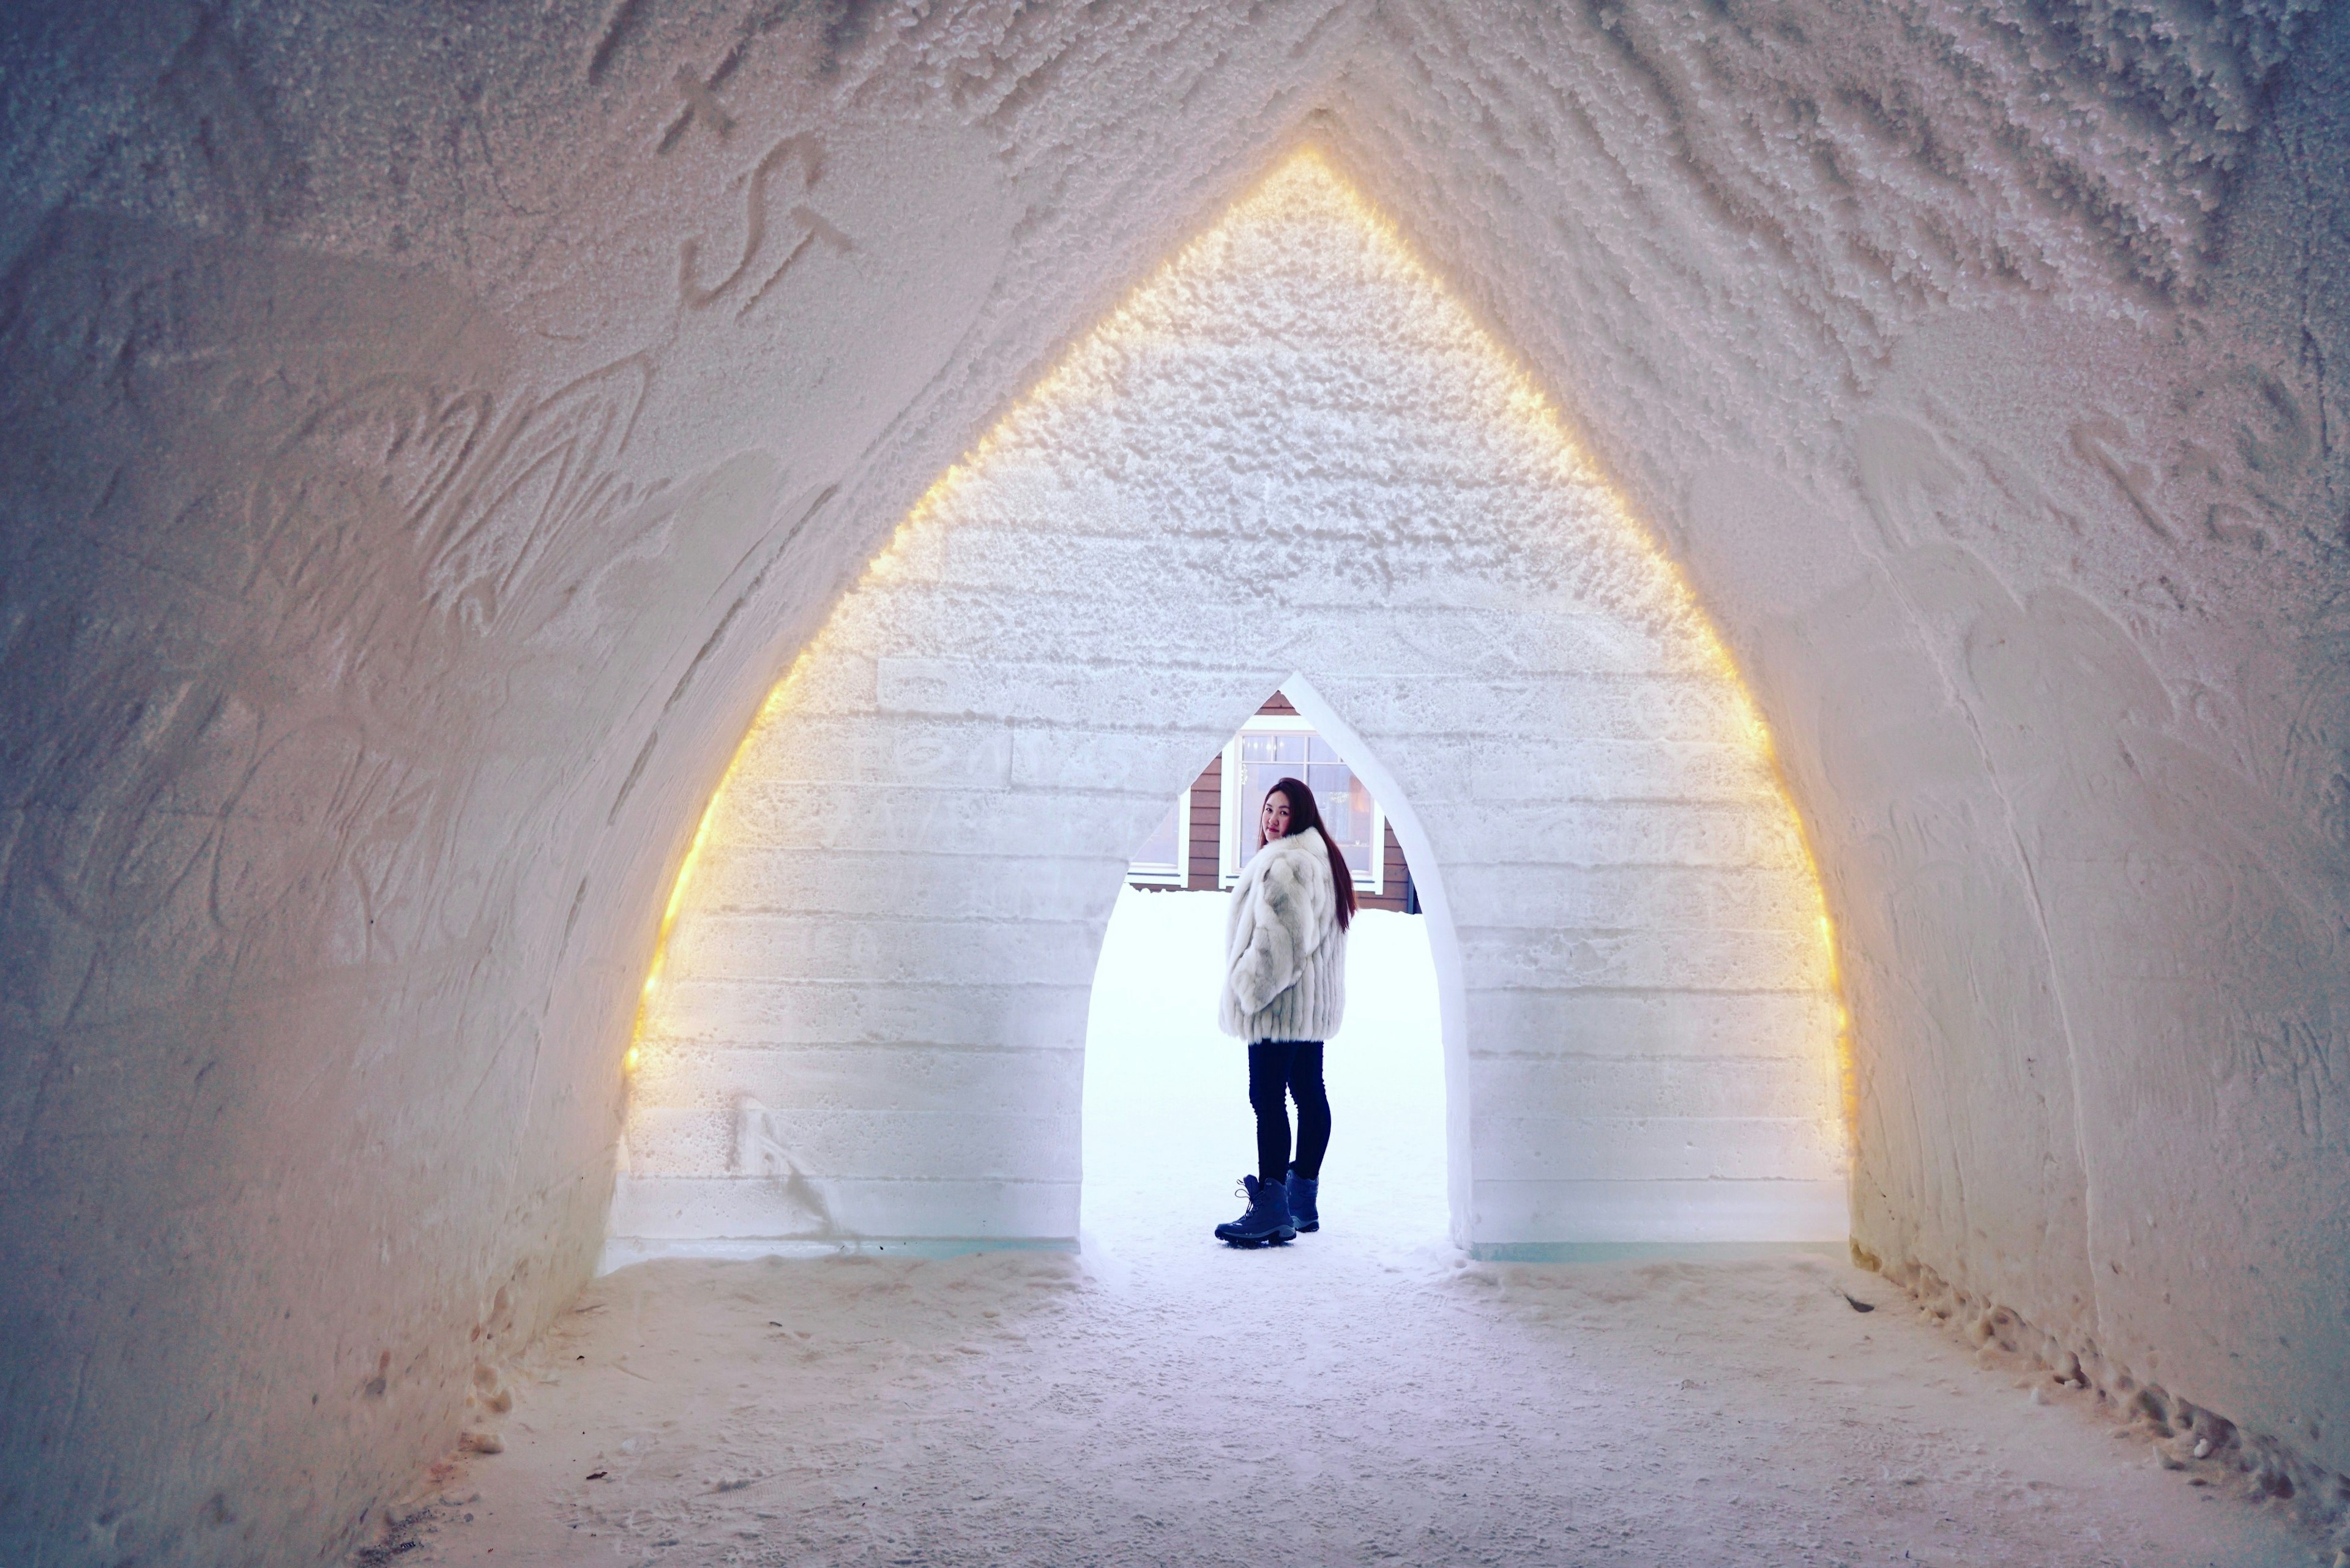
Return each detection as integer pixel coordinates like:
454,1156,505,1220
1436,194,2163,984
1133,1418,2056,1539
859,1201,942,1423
2,3,2346,1561
605,157,1846,1266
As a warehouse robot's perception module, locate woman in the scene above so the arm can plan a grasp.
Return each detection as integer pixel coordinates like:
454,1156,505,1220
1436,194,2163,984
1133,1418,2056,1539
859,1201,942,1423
1213,775,1355,1246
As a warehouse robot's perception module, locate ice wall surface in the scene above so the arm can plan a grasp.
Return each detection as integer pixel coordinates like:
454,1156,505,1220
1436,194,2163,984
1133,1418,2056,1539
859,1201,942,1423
2,1,2344,1562
614,157,1845,1260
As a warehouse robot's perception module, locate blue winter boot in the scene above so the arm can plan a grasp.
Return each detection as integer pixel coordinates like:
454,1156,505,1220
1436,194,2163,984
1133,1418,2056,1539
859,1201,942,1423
1286,1165,1319,1233
1212,1174,1296,1247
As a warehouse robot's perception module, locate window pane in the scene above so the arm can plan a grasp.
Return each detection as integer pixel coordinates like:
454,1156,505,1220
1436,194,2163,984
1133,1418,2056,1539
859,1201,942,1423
1234,726,1377,883
1240,733,1307,767
1128,797,1182,879
1239,760,1279,853
1309,763,1373,879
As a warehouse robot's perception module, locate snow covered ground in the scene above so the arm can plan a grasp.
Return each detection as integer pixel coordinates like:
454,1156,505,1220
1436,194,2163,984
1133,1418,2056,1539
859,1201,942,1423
357,893,2329,1566
1080,889,1453,1259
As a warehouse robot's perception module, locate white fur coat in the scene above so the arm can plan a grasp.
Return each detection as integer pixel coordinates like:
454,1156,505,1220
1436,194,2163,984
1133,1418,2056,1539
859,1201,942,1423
1218,826,1347,1042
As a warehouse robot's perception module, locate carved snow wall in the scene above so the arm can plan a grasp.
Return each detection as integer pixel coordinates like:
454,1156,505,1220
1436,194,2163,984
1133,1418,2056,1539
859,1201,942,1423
612,158,1845,1258
4,1,2346,1559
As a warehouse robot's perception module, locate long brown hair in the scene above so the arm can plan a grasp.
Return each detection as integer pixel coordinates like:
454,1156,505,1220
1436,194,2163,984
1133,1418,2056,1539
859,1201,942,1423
1258,776,1357,930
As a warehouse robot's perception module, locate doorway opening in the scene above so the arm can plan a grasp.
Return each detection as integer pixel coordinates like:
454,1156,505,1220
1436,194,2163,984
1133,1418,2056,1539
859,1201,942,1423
1080,693,1448,1260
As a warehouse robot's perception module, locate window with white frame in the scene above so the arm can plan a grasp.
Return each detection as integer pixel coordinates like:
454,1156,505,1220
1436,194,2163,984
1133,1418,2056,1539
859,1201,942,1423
1220,715,1384,895
1125,794,1190,886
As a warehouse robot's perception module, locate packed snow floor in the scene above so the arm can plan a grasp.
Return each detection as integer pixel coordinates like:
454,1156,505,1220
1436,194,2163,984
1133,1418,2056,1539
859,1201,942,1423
364,892,2324,1566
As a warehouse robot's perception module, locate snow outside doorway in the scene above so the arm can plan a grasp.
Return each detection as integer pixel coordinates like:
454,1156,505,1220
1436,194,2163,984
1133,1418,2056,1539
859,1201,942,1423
1080,884,1449,1262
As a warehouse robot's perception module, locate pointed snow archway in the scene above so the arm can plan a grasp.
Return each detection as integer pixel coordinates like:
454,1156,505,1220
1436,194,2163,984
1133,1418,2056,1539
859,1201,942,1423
608,152,1845,1262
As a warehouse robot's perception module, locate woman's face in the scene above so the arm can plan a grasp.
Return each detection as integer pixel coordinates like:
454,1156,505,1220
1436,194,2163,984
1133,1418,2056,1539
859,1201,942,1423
1260,791,1292,845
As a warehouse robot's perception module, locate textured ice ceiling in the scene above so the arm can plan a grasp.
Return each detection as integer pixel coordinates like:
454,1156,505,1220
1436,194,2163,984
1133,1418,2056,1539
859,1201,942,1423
1,1,2344,1562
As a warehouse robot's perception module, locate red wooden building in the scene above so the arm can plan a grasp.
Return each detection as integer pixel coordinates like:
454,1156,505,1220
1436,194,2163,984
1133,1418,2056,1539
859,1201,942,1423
1127,694,1418,913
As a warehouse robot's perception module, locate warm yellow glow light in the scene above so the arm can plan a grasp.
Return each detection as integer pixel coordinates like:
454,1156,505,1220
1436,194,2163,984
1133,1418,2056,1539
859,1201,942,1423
624,680,791,1078
624,145,1852,1156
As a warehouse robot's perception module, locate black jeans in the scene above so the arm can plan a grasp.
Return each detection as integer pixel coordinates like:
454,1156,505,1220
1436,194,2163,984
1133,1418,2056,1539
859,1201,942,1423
1247,1039,1330,1187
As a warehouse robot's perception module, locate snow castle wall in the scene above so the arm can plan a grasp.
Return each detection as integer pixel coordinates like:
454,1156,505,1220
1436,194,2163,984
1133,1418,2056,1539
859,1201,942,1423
610,160,1846,1261
1,2,2344,1560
